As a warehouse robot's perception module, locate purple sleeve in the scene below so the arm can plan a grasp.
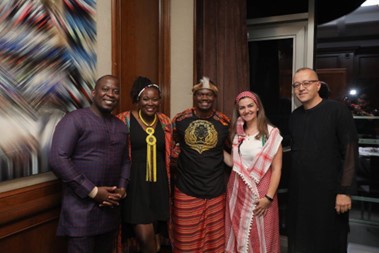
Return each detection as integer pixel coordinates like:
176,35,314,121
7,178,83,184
49,113,95,198
119,132,131,188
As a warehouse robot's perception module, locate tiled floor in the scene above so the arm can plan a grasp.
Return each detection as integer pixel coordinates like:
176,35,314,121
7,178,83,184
347,221,379,253
349,200,379,252
279,234,379,253
348,243,379,253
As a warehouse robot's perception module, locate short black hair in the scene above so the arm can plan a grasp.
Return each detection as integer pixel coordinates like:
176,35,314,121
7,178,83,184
130,76,159,103
95,75,118,89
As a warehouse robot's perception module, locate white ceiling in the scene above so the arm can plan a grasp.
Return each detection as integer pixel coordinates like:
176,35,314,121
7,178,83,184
317,5,379,48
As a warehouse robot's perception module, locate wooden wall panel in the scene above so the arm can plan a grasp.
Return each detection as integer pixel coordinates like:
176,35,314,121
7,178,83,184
317,68,347,100
0,180,65,253
195,0,249,118
316,55,339,68
316,51,354,87
356,54,379,79
316,48,379,107
0,212,66,253
112,0,170,115
355,53,379,108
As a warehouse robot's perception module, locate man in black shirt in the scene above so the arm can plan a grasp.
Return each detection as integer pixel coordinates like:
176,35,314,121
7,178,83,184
171,77,230,253
288,68,358,253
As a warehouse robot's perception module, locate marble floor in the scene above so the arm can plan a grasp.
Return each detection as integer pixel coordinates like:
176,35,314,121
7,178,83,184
279,234,379,253
348,243,379,253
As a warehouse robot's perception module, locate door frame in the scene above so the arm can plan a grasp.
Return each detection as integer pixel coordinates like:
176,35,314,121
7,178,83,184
247,11,316,109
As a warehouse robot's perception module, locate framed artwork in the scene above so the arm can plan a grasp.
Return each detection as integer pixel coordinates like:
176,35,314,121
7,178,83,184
0,0,96,182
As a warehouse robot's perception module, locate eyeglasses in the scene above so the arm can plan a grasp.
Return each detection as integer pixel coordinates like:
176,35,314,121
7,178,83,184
292,80,319,89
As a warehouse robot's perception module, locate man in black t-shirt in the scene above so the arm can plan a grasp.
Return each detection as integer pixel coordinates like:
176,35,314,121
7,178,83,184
171,77,230,253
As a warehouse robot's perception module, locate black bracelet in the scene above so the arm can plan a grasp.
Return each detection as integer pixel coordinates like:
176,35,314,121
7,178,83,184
265,194,273,202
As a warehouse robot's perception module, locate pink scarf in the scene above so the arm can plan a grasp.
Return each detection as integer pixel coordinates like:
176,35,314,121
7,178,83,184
225,119,282,253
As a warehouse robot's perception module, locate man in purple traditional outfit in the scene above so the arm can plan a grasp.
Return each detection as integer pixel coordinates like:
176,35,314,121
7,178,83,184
49,75,131,253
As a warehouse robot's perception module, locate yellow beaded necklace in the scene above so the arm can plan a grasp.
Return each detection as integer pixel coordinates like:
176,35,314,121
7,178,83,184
139,110,157,182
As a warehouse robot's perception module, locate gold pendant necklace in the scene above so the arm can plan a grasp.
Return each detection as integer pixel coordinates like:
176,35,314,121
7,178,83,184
139,110,157,128
139,110,157,182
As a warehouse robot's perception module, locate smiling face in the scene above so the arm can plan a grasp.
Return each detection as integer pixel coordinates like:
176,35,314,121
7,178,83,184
194,89,216,113
293,69,321,109
137,87,161,118
91,76,120,116
238,97,259,123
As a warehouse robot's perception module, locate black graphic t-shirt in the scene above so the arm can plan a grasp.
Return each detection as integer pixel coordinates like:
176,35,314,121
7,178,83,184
173,108,230,198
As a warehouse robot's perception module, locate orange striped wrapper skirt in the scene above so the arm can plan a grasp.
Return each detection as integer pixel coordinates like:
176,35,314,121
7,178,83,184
172,187,225,253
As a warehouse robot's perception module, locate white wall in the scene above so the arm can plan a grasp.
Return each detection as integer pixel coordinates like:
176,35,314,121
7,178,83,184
170,0,194,118
96,0,112,78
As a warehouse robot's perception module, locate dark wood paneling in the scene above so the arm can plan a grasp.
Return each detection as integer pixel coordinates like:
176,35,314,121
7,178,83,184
355,53,379,108
0,211,66,253
0,181,61,226
112,0,170,116
317,68,347,100
316,51,354,87
195,0,249,118
317,55,339,68
356,54,379,79
158,0,171,116
0,180,65,253
316,48,379,107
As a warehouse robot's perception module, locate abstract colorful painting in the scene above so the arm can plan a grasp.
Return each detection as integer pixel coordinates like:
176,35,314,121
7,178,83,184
0,0,96,182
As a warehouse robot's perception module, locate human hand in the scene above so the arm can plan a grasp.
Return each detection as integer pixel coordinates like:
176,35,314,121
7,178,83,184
94,186,122,207
253,197,271,217
335,194,351,214
115,187,127,199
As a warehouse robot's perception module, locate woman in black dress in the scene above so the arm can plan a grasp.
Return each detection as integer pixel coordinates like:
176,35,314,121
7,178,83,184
117,76,172,253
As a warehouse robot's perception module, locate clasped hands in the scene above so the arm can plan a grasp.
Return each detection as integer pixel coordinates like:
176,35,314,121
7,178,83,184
94,186,127,208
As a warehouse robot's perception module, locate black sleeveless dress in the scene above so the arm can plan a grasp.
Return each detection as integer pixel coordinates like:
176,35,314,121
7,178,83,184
122,113,169,224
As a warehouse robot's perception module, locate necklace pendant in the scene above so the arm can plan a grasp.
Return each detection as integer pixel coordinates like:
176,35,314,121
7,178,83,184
146,135,157,145
139,110,157,127
145,127,156,145
146,127,155,135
